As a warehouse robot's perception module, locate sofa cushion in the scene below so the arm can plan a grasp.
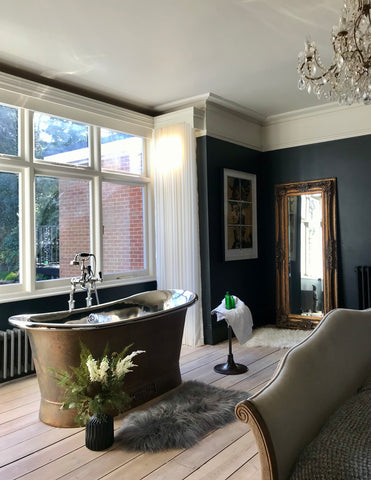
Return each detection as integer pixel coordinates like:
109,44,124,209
290,373,371,480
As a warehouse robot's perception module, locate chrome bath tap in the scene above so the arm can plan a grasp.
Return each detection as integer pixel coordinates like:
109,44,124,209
68,253,102,310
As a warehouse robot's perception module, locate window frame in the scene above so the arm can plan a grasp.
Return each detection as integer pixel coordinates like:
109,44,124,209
0,84,155,303
0,166,23,295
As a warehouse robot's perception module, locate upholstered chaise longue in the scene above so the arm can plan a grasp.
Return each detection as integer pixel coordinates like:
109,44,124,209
236,308,371,480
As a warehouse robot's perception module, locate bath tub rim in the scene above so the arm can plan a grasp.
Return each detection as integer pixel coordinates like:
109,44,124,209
8,289,197,331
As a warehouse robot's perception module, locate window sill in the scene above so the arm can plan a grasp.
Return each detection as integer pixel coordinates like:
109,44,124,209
0,274,157,305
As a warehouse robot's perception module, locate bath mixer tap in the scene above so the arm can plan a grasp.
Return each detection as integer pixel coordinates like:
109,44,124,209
69,253,103,310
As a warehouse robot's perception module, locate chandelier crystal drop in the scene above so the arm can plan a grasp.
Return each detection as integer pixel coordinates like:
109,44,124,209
297,0,371,105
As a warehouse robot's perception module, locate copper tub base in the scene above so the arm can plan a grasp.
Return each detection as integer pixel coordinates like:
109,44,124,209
9,289,197,427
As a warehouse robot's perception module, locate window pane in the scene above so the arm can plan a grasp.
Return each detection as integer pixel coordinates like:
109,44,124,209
0,104,19,156
102,182,144,274
101,128,143,174
0,172,19,284
35,176,90,281
34,113,89,166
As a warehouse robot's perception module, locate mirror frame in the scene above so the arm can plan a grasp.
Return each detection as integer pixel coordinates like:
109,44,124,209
275,178,338,329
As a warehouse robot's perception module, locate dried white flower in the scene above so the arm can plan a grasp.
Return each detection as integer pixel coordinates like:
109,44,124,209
86,356,98,381
98,356,109,383
86,354,109,383
115,350,145,379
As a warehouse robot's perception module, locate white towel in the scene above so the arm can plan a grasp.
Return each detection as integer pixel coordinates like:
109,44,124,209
211,297,253,344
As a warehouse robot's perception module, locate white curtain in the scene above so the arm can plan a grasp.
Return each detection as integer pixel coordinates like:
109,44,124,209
153,122,203,346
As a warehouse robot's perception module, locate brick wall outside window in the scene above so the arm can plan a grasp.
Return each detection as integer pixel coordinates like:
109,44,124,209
59,178,90,278
42,151,145,280
102,182,144,274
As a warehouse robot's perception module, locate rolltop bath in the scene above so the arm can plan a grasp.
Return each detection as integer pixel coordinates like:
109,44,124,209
9,289,197,427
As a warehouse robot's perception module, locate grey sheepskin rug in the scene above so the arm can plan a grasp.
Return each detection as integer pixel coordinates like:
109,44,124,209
117,380,249,452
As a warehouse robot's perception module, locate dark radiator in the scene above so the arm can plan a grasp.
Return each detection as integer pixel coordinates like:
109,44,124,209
356,266,371,309
0,328,35,383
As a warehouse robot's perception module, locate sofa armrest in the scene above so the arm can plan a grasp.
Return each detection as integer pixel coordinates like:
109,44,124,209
236,308,371,480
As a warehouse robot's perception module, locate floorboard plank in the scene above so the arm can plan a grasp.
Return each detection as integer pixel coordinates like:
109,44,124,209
182,432,257,480
0,400,41,426
98,449,184,480
0,391,40,414
227,453,261,480
0,427,82,468
0,411,40,438
142,420,250,480
0,420,53,450
0,341,286,480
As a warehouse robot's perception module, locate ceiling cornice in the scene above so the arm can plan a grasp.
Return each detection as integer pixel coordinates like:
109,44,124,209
262,102,371,151
155,92,265,124
162,93,371,152
0,71,154,138
264,102,348,126
1,70,370,152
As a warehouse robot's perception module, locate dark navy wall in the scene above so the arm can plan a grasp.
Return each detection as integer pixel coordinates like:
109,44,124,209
197,136,270,344
198,134,371,344
265,135,371,310
1,281,156,330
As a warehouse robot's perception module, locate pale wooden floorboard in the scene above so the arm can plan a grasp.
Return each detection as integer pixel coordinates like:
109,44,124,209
0,339,287,480
228,454,261,480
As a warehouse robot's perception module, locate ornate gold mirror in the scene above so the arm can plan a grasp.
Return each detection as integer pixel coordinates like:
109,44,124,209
275,178,338,329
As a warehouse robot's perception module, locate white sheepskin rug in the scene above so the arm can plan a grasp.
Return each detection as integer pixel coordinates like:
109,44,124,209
244,325,312,349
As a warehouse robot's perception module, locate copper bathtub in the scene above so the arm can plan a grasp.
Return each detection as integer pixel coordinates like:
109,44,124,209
9,289,197,427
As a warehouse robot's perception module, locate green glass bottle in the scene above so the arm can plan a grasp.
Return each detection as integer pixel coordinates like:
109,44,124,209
225,291,231,309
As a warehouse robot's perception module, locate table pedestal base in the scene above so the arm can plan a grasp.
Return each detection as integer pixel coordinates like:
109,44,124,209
214,325,248,375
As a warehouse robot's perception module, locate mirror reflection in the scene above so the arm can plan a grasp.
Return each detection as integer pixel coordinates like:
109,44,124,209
288,194,323,317
275,178,337,329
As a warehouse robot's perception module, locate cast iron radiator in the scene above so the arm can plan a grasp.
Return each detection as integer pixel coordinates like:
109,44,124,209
356,266,371,309
0,328,35,383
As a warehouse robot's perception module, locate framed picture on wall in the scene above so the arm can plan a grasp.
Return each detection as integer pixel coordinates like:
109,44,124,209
224,168,258,261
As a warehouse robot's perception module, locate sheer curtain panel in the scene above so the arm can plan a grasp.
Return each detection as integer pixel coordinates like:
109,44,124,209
153,123,203,346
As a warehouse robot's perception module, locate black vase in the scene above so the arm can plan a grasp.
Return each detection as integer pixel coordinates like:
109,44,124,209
85,414,114,451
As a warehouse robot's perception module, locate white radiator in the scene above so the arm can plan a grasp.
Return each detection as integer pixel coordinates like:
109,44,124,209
0,328,35,382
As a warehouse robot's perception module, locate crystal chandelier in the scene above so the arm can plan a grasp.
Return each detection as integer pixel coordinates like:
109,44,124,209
297,0,371,105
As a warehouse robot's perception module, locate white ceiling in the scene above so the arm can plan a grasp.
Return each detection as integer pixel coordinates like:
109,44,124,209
0,0,342,120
